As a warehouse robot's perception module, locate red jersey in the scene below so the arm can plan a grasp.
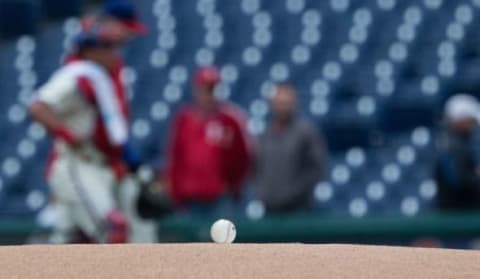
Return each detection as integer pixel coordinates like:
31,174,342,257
166,102,251,205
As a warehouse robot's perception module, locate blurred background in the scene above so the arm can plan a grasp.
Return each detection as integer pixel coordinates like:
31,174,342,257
1,0,480,248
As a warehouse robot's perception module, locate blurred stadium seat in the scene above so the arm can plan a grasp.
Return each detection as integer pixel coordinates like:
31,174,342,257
3,0,480,219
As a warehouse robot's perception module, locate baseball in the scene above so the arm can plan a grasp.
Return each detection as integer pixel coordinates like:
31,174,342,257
210,219,236,243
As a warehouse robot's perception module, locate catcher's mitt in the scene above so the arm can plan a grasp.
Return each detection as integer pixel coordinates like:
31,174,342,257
135,166,173,219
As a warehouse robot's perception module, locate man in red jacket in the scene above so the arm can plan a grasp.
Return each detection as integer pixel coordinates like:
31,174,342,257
166,66,251,216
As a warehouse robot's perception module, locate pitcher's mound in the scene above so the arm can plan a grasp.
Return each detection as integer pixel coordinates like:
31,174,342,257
0,244,479,278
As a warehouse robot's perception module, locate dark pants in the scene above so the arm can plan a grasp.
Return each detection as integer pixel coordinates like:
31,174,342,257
437,186,480,210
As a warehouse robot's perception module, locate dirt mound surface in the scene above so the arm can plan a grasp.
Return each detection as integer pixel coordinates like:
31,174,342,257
0,244,479,278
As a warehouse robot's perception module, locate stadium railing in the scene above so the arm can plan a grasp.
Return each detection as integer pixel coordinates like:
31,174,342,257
2,211,480,245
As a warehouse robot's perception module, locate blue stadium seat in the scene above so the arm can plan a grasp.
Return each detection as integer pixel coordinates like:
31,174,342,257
378,83,439,132
320,103,378,151
1,0,478,217
451,59,480,98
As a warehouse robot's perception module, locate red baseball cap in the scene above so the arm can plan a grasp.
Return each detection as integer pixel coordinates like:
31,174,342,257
194,66,220,87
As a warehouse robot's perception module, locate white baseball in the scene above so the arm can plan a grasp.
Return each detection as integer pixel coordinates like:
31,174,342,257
210,219,236,243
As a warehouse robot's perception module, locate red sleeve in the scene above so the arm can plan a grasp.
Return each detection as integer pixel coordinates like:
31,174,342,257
224,112,251,193
77,76,97,104
165,109,186,204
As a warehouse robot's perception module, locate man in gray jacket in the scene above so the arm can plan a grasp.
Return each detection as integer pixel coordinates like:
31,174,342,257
255,83,327,213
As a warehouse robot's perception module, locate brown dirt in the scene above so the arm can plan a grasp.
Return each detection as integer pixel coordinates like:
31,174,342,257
0,244,479,278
